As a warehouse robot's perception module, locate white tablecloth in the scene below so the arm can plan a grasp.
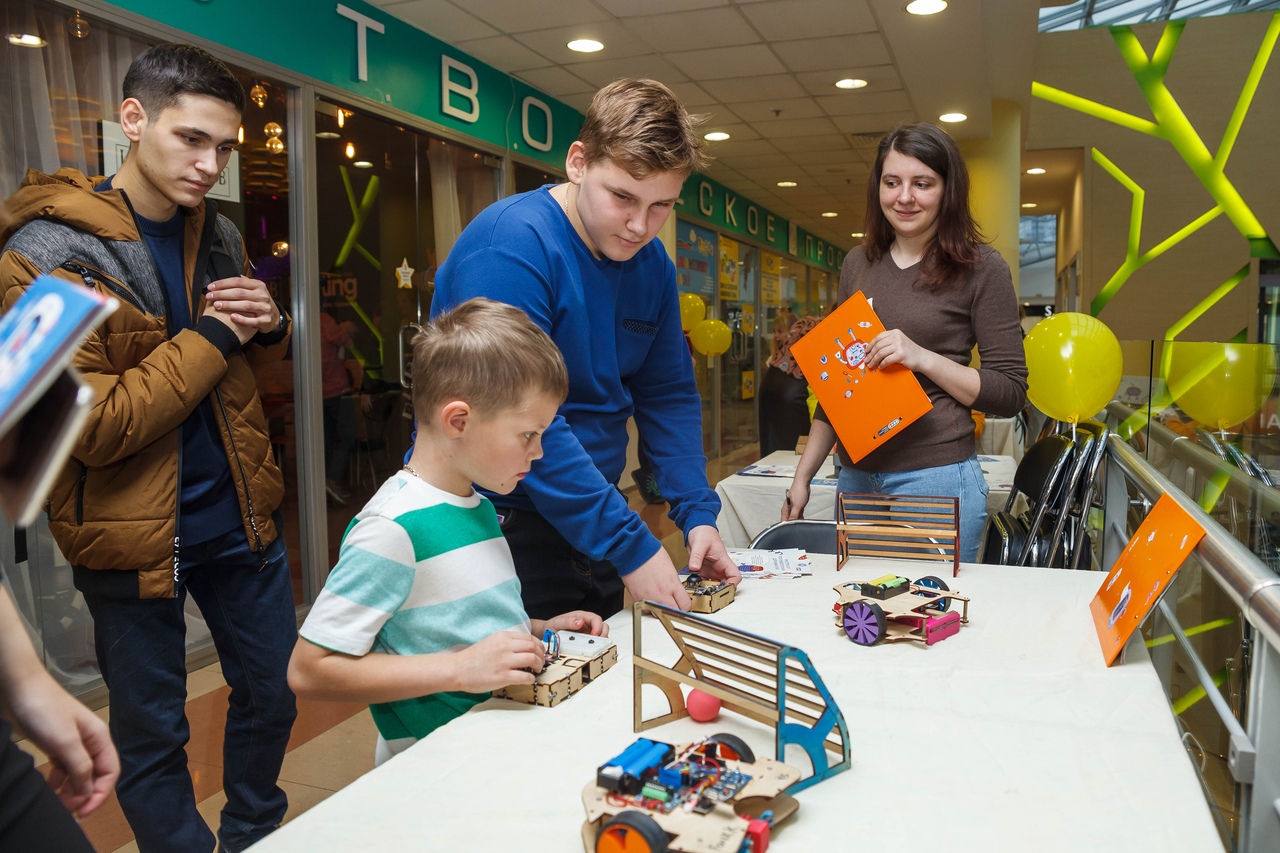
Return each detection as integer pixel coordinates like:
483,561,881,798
252,557,1219,853
978,415,1025,461
715,450,1019,548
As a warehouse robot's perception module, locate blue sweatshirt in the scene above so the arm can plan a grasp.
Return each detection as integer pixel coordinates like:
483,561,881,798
431,186,719,574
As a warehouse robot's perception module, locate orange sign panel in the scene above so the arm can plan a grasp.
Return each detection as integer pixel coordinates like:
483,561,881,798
790,290,932,463
1090,494,1205,667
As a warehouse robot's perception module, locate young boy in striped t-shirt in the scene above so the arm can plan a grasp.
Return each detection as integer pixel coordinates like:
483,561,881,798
288,298,606,764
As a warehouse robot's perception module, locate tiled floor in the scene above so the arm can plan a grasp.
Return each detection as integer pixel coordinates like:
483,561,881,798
19,442,761,853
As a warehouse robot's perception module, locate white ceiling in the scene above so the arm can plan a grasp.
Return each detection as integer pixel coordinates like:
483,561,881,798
367,0,1042,251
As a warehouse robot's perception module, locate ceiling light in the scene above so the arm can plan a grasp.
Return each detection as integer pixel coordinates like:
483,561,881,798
835,78,868,90
248,83,268,109
7,33,47,47
777,181,798,188
851,232,865,238
337,109,347,128
353,160,374,168
345,142,355,159
821,212,838,218
1021,202,1037,208
567,39,603,53
906,0,948,15
238,126,245,145
316,131,340,139
1026,167,1046,175
704,131,730,142
939,112,967,123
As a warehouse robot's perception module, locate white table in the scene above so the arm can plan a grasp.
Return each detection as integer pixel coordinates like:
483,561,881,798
252,557,1220,853
715,450,1019,548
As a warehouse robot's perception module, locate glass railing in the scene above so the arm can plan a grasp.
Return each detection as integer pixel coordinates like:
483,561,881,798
1097,353,1280,852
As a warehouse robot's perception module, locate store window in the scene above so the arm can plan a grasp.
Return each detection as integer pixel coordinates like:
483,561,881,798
0,0,299,692
312,101,499,567
512,160,561,195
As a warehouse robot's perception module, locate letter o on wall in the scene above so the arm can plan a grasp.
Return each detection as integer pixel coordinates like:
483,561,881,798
522,97,553,152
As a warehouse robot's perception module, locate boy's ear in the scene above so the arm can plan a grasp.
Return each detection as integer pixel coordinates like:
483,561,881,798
439,400,472,438
565,140,588,184
119,98,148,144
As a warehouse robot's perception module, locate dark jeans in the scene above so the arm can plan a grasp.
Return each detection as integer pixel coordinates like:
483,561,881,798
497,508,625,620
758,365,811,457
74,529,298,853
0,719,95,853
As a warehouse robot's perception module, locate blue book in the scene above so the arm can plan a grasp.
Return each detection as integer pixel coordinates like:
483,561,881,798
0,275,117,526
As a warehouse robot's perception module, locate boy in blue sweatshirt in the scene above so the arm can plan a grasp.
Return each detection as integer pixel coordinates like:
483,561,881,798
430,79,741,619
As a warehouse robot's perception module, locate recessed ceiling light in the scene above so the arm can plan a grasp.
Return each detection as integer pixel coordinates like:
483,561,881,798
939,112,967,123
1021,202,1037,208
835,78,868,90
567,39,603,53
851,232,865,238
906,0,948,15
704,131,730,142
316,131,340,139
353,160,374,169
1026,167,1046,175
7,33,47,47
821,212,838,218
777,181,798,188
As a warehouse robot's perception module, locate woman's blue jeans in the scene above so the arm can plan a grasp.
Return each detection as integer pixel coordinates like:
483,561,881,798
837,454,989,563
75,530,297,853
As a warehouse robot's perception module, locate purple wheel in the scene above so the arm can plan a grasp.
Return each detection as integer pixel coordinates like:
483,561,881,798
842,600,886,646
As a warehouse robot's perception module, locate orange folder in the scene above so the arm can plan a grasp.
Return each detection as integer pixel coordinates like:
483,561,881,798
1090,494,1205,667
790,291,933,463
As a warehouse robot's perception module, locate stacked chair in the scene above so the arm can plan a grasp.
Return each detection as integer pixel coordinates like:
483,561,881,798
980,419,1109,568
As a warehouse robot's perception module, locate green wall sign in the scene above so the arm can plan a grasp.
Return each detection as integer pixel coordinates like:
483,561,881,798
678,172,844,273
107,0,848,269
105,0,581,167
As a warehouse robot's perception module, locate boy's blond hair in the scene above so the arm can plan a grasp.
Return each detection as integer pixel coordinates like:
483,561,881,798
411,298,568,421
578,78,709,179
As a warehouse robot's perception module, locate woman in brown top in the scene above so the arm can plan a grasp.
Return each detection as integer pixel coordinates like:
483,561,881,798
782,123,1027,561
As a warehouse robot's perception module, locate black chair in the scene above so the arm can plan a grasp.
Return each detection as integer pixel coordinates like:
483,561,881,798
1043,420,1109,569
750,519,840,554
979,433,1076,566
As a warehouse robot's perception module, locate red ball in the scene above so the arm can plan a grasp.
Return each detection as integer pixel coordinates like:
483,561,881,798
686,688,721,722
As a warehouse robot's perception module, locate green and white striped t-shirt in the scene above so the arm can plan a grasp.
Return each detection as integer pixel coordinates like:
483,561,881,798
299,471,530,742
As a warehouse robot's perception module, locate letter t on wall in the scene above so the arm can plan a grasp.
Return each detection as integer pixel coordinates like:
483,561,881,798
336,4,385,82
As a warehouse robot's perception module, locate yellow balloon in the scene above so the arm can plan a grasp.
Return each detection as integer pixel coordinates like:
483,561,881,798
1023,312,1122,423
690,319,732,357
1165,342,1277,431
679,292,706,332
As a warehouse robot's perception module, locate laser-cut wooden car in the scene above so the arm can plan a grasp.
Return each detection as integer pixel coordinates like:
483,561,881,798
833,573,970,646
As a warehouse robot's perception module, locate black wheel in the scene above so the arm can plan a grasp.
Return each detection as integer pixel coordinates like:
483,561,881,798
913,575,951,612
842,600,886,645
703,732,756,764
596,811,669,853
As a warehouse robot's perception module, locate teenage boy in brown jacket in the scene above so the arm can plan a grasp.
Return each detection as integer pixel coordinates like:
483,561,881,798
0,44,296,853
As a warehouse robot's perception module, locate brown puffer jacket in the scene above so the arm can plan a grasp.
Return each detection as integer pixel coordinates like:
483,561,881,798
0,168,289,598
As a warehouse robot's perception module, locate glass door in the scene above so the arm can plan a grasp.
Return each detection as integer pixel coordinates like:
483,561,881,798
718,239,760,452
313,102,499,567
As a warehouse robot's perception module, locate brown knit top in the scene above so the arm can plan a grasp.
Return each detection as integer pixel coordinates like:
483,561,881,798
814,244,1027,473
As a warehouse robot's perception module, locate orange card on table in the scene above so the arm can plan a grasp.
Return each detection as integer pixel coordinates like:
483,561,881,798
1090,494,1205,667
790,290,932,463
